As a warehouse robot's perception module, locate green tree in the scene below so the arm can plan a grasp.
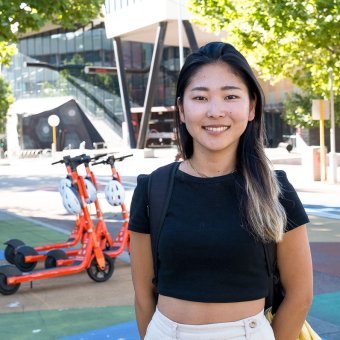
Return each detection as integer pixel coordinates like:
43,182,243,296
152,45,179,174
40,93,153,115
188,0,339,98
0,75,14,134
0,1,105,43
0,0,105,66
0,42,17,67
284,91,340,128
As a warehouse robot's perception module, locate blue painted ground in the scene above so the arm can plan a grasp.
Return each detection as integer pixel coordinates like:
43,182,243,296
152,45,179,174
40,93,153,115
58,320,139,340
304,204,340,220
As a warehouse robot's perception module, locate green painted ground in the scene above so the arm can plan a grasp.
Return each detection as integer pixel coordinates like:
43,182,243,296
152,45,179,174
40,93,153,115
0,217,67,250
0,215,136,339
0,305,135,340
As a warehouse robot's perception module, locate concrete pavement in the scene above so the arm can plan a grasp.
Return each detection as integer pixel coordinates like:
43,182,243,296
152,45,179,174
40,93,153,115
0,147,340,339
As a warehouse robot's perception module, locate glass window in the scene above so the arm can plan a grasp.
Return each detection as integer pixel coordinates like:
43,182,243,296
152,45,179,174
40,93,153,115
66,32,76,53
19,40,28,55
84,30,93,51
34,36,43,56
93,29,103,50
75,32,84,52
131,42,143,68
48,55,57,65
42,36,50,55
27,38,35,55
102,35,113,51
142,43,153,67
104,51,115,66
59,33,67,54
50,34,60,54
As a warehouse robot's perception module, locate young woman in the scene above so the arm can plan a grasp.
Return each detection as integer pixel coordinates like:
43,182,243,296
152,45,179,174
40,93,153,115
128,42,313,339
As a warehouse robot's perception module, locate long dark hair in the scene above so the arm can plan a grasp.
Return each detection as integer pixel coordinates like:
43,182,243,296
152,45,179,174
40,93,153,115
175,42,286,242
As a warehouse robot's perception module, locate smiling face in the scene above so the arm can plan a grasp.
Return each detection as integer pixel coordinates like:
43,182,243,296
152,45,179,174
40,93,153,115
178,62,256,158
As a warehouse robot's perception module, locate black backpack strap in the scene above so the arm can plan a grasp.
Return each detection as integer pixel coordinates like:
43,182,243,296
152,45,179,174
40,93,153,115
264,241,285,313
263,242,275,310
147,162,180,286
263,242,275,277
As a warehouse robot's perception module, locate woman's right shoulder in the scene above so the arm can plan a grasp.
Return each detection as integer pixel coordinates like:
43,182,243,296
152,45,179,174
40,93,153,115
129,174,150,233
136,173,150,186
137,162,179,188
133,173,150,201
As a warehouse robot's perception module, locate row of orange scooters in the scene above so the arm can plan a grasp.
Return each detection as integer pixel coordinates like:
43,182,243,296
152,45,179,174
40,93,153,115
0,153,132,295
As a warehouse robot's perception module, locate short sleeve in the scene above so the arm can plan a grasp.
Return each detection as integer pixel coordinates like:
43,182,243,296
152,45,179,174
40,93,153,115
275,170,309,232
128,174,150,234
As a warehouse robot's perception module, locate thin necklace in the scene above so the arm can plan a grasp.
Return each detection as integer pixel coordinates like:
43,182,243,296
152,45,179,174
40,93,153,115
187,159,236,178
188,159,209,178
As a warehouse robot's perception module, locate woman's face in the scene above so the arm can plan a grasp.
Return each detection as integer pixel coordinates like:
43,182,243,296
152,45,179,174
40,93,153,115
178,62,256,156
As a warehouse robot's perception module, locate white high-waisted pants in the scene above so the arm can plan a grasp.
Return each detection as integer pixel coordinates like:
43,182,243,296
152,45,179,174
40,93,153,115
144,308,275,340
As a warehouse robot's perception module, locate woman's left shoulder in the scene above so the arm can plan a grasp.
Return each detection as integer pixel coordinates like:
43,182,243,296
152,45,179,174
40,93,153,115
274,169,288,182
274,170,294,192
274,170,310,230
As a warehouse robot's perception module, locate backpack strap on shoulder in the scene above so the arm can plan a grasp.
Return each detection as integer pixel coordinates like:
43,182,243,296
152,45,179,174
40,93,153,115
148,162,180,285
263,242,276,277
264,241,285,313
263,242,275,309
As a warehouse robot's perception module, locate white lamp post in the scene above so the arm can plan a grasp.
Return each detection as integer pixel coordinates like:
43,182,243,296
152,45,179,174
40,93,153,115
48,114,60,155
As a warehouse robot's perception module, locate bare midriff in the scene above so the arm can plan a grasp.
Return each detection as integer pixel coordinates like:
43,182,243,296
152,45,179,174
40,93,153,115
157,295,265,324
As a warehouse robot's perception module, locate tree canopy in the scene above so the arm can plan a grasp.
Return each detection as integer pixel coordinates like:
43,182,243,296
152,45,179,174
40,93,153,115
188,0,339,98
0,0,105,66
0,1,104,42
284,91,340,128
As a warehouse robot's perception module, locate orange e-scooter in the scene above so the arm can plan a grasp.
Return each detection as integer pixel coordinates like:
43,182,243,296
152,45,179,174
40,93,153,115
8,153,132,271
3,153,95,268
0,154,113,295
92,154,132,258
46,153,132,269
3,153,106,271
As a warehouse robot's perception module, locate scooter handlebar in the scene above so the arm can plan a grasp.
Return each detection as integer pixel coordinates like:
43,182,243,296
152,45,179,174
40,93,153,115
91,154,133,166
115,154,133,162
52,154,91,167
90,153,109,161
91,159,105,166
51,159,64,165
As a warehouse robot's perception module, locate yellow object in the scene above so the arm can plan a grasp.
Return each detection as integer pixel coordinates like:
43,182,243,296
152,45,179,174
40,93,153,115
319,100,327,181
265,309,321,340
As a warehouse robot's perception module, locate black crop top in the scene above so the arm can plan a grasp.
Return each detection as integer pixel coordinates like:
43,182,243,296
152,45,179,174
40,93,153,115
128,169,309,303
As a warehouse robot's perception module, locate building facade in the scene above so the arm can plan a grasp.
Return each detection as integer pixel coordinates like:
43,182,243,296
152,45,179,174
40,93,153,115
3,0,293,152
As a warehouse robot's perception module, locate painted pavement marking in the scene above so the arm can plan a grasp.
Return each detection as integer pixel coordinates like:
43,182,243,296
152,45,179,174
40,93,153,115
304,204,340,220
58,320,139,340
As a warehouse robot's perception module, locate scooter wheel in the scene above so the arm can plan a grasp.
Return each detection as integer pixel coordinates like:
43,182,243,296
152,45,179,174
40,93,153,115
0,265,21,295
87,253,114,283
45,249,68,269
14,245,38,272
4,239,25,264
